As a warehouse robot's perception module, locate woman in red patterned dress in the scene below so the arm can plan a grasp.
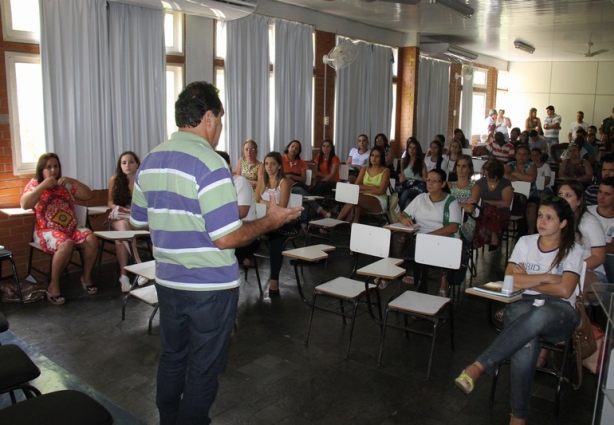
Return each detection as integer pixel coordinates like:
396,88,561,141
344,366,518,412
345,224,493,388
20,153,99,305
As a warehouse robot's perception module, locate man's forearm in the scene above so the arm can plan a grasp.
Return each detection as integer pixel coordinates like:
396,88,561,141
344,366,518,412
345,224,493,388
216,216,280,250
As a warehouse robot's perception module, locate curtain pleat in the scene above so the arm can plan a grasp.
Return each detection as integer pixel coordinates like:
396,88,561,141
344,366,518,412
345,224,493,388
416,57,451,151
274,20,313,158
334,38,393,160
226,15,270,162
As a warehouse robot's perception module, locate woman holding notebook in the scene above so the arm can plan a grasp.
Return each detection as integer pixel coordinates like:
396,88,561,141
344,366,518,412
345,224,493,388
454,196,583,425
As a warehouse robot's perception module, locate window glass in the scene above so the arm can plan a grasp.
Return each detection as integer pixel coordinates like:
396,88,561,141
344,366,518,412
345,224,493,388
1,0,40,43
215,20,226,59
215,68,227,151
391,82,397,140
6,52,45,174
164,11,183,55
166,65,184,140
472,68,487,88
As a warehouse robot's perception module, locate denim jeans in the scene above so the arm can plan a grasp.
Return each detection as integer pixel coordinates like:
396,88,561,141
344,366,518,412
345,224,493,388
155,284,239,425
476,294,578,419
545,137,559,159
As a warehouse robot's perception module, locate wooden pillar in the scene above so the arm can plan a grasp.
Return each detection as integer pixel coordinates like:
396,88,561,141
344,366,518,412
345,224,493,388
396,46,419,155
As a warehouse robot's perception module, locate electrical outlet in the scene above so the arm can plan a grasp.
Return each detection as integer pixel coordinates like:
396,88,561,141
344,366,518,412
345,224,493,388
324,116,330,125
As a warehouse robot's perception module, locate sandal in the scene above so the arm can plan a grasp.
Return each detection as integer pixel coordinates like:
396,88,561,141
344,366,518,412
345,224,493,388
454,370,475,395
81,278,98,295
493,308,505,323
402,275,415,285
374,278,389,289
46,291,65,306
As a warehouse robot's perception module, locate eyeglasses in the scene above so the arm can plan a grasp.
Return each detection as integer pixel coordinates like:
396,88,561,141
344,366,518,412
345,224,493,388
426,179,442,183
245,148,257,152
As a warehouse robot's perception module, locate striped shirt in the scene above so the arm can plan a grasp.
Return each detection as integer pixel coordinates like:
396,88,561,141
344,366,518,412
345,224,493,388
130,131,242,291
486,141,515,162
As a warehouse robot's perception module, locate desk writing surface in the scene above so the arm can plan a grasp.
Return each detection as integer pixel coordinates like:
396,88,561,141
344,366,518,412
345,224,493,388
0,208,33,217
356,257,405,279
88,206,110,215
384,223,420,233
124,260,156,280
282,244,335,261
95,230,149,240
465,287,522,303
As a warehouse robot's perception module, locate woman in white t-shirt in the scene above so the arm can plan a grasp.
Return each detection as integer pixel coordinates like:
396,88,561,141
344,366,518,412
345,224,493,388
424,139,449,175
558,179,607,283
455,196,582,425
345,134,370,183
392,169,462,295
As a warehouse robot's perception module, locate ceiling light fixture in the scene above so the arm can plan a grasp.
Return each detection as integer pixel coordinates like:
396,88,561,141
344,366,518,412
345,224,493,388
429,0,474,19
514,40,535,54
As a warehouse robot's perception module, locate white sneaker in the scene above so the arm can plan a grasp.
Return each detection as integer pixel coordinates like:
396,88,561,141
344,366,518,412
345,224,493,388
119,275,131,293
137,276,149,286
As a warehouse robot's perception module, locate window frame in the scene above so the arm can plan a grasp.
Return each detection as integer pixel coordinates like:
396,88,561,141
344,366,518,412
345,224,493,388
5,51,44,175
165,63,184,140
0,0,40,44
165,11,183,56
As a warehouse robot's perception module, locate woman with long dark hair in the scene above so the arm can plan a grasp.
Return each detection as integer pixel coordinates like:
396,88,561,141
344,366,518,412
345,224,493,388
399,138,427,210
311,138,340,200
107,151,143,292
455,196,583,425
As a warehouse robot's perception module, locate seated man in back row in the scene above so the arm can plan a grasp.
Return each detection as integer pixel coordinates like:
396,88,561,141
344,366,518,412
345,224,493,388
486,131,515,163
587,177,614,254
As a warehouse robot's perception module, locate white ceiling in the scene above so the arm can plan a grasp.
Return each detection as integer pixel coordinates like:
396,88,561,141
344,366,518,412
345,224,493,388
269,0,614,62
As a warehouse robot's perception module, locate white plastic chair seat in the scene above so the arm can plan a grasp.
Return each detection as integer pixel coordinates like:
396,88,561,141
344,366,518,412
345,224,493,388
308,217,348,228
356,257,405,280
129,285,158,305
315,277,376,300
388,291,450,316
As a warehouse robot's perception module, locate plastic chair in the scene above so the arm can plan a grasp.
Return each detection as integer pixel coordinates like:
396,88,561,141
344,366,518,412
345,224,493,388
122,261,158,334
305,182,359,245
0,344,41,404
0,249,24,306
377,233,462,379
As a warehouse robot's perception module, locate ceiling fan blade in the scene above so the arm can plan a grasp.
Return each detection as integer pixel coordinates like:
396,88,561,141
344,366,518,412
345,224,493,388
586,49,608,57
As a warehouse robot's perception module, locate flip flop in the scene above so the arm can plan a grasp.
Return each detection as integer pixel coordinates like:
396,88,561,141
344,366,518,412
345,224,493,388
46,291,65,306
81,278,98,295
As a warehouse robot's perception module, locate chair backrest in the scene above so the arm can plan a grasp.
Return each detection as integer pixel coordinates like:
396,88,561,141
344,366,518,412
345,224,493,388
255,194,302,219
349,223,391,258
550,170,556,187
305,169,312,186
535,172,545,191
462,148,473,156
604,254,614,283
511,181,531,198
472,158,485,176
339,164,350,181
393,158,399,172
414,233,462,269
74,205,88,228
577,261,588,294
334,182,360,205
388,178,396,196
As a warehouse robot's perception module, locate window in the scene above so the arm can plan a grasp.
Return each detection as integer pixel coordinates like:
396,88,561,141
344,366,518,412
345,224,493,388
6,52,45,174
471,93,487,137
164,11,183,55
1,0,40,43
471,67,488,89
166,64,184,140
215,67,227,151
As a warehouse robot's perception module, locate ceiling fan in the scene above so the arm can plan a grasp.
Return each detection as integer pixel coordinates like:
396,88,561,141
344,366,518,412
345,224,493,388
565,42,608,58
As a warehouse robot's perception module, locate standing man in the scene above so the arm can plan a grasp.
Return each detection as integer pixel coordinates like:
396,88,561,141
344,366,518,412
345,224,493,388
130,81,302,425
568,110,589,142
588,177,614,254
484,109,497,142
543,105,562,159
602,107,614,140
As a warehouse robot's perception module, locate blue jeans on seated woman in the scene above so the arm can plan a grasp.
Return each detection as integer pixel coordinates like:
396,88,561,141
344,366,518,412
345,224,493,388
475,294,579,419
399,181,426,210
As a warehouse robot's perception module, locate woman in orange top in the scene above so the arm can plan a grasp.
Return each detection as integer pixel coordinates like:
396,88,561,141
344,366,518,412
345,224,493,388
311,139,340,198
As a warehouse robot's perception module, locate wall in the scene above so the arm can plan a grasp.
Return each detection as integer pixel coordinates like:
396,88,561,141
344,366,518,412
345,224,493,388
504,61,614,135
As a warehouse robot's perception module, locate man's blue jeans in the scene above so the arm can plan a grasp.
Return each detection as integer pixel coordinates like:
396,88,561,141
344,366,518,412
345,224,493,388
476,294,578,419
155,284,239,425
545,137,559,160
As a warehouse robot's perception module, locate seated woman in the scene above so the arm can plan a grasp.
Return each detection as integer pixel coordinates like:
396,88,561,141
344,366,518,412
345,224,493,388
504,144,537,236
107,151,143,292
444,139,463,180
374,133,395,176
345,134,370,183
336,146,390,224
398,138,427,210
255,152,293,298
424,139,449,175
528,148,552,233
310,138,340,200
454,128,470,149
392,169,462,295
234,139,261,189
281,140,329,229
558,180,607,284
449,155,480,245
558,141,593,186
20,153,99,305
475,158,514,251
455,197,583,425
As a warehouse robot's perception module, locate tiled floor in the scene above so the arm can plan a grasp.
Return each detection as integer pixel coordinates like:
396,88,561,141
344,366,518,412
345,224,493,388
0,234,599,424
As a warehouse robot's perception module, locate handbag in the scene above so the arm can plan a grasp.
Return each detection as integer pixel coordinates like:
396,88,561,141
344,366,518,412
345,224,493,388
387,184,401,224
572,292,597,390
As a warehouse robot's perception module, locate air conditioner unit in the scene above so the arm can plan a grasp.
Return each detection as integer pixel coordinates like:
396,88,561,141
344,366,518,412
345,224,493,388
419,43,478,63
111,0,258,21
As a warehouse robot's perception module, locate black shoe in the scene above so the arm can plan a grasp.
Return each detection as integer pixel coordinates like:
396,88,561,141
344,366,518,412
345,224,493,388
268,289,280,298
488,244,499,252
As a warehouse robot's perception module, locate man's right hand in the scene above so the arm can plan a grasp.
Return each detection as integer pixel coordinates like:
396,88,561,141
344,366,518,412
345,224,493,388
267,196,303,228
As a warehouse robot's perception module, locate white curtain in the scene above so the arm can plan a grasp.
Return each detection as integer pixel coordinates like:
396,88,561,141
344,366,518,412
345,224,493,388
335,39,393,160
416,57,450,150
274,20,313,158
40,0,112,188
108,2,166,163
226,15,270,162
460,68,474,139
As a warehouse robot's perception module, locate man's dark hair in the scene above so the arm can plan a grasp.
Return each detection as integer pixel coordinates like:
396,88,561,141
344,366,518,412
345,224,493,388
494,131,505,144
547,105,555,112
576,128,586,136
529,129,538,138
601,176,614,190
589,125,597,132
175,81,222,128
